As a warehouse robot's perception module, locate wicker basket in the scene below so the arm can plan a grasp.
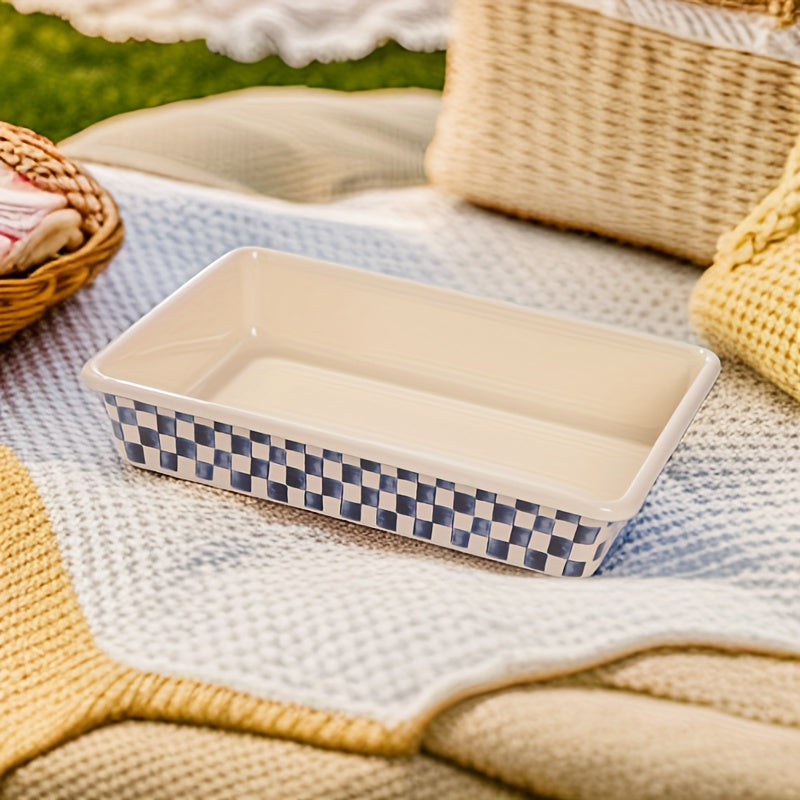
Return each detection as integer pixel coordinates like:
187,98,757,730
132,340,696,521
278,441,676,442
426,0,800,265
0,122,124,343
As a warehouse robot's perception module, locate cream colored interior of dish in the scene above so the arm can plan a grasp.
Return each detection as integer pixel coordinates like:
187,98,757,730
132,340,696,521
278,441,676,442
94,248,709,505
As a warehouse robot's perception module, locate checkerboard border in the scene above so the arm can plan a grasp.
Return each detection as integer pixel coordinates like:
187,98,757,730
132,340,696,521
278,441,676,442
102,395,624,577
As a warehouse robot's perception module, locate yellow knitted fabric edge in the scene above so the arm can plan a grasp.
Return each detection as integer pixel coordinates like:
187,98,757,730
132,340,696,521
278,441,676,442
689,131,800,402
712,142,800,272
0,446,420,777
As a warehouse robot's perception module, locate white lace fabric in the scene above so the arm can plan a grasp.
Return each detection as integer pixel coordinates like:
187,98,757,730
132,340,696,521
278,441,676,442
7,0,451,65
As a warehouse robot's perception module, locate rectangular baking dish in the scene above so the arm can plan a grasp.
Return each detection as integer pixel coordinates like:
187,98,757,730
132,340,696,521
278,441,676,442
81,246,719,577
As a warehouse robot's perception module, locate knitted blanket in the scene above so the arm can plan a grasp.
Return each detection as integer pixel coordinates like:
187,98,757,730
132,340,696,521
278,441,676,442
1,165,799,790
4,650,799,799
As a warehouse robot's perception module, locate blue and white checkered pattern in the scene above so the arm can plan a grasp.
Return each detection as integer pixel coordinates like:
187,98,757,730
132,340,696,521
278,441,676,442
102,395,623,577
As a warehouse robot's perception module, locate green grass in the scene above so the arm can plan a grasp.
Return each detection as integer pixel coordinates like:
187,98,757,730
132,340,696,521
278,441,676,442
0,2,445,143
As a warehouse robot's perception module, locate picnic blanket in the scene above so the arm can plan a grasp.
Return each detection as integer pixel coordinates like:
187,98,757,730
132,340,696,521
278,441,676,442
1,88,800,796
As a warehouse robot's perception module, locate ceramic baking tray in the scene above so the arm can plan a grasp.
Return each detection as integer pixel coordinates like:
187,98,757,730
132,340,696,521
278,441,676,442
81,247,719,577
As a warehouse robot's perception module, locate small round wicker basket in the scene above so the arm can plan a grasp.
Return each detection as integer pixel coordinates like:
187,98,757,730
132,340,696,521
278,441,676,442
0,121,124,343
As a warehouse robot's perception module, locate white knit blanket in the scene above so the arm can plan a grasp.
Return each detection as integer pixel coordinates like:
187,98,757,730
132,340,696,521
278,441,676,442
2,166,798,728
7,0,450,65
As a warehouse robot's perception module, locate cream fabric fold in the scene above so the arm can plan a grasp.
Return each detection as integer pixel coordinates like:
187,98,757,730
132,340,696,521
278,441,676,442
425,681,800,800
60,88,441,203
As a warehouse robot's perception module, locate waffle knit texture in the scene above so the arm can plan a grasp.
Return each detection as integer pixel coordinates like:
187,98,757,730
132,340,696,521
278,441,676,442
426,0,800,265
0,445,415,775
1,162,799,783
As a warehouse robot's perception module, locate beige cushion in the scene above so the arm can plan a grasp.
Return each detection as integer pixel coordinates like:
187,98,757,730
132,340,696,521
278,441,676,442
61,87,441,203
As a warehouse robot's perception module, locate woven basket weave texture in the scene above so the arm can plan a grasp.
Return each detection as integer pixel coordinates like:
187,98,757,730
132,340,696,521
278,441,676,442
426,0,800,265
0,122,123,342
